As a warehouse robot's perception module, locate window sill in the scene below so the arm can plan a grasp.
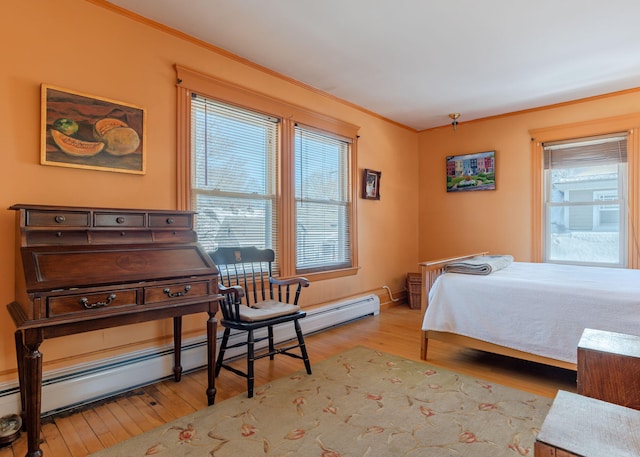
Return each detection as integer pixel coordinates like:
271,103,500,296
297,266,360,282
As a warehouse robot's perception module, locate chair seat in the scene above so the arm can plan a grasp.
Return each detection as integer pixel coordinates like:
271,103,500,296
239,300,301,322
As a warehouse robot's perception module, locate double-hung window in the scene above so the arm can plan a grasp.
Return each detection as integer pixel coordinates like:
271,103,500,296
191,95,279,260
542,134,628,267
295,126,352,273
177,65,359,279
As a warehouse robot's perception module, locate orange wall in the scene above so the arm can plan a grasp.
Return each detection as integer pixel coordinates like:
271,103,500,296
418,90,640,263
0,1,419,380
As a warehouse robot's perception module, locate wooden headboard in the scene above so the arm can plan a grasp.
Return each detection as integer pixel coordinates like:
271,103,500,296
418,252,488,358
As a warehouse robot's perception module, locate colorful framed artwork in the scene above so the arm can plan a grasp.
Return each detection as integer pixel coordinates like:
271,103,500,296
446,150,496,192
41,84,146,174
362,168,381,200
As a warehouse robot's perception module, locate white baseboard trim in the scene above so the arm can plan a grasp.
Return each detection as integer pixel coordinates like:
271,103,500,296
0,293,379,417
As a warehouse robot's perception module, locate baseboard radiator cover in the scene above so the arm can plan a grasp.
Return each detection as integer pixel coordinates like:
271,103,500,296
0,293,380,417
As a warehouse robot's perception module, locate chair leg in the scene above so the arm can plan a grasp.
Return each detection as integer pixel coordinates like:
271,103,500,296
215,328,231,377
268,325,275,360
247,329,255,398
294,320,312,374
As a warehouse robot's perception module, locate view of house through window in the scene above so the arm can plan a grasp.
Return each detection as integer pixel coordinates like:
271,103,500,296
543,134,628,266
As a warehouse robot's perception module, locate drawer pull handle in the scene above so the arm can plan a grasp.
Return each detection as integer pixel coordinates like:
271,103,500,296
80,293,117,309
116,217,126,224
166,217,175,225
163,285,191,298
54,215,66,224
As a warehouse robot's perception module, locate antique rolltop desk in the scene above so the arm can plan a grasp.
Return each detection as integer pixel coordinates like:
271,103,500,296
7,204,221,457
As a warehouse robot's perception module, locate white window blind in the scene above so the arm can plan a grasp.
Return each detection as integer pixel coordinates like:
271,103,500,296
544,134,627,169
191,94,279,266
542,133,628,266
295,126,351,273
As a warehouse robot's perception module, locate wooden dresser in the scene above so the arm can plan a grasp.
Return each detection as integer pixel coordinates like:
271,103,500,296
6,204,221,457
577,328,640,410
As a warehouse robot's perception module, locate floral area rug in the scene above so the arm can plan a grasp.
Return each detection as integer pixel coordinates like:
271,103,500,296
89,346,552,456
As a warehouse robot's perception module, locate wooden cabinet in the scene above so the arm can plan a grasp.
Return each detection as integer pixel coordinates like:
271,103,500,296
577,328,640,410
535,390,640,456
7,204,221,457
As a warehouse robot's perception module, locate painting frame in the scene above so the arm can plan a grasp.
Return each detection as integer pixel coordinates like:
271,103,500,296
446,150,496,193
41,84,146,174
362,168,381,200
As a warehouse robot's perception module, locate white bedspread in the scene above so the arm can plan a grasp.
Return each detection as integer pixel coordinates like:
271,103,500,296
421,262,640,364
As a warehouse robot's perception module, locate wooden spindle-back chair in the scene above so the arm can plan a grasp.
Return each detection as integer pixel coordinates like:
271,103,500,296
208,247,312,397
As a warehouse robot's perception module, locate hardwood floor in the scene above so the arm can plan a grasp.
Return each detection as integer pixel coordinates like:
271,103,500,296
0,303,577,456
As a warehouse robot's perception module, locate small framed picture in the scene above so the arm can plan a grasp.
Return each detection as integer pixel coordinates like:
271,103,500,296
362,169,381,200
41,84,146,174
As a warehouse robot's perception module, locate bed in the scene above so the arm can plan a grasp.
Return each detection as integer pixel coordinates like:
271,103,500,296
420,253,640,370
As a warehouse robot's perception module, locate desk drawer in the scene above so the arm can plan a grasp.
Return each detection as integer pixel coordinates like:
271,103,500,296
48,289,138,317
152,230,197,243
26,210,90,227
94,212,146,227
26,230,88,245
145,281,211,304
91,230,153,244
148,213,192,229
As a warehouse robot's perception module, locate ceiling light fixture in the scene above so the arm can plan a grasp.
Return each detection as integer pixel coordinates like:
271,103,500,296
448,113,461,131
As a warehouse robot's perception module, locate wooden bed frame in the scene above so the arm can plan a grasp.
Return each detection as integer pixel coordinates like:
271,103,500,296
419,253,577,371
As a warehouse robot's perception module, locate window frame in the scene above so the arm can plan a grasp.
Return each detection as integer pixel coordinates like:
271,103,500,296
293,123,354,274
542,135,628,267
190,96,280,270
175,64,360,280
530,114,640,268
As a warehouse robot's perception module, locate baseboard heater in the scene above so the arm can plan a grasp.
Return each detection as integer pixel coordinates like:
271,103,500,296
0,293,380,417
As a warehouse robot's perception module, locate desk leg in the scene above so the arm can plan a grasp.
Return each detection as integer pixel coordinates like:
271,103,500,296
24,329,44,457
206,309,217,405
14,331,26,428
173,316,182,382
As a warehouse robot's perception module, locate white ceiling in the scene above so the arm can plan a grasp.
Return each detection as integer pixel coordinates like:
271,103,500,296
108,0,640,131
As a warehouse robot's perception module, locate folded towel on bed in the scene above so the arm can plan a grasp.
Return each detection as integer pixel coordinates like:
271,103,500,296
444,255,513,275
